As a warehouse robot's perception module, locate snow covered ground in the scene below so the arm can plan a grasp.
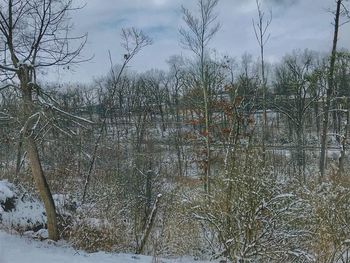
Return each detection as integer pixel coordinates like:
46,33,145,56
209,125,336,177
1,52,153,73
0,231,213,263
0,180,215,263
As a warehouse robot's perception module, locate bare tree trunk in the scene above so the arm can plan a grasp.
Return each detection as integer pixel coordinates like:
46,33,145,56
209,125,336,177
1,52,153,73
296,125,305,182
159,104,166,133
145,160,153,219
19,65,59,241
136,194,161,254
333,105,340,142
253,0,272,166
338,99,349,176
314,101,320,138
15,134,23,175
175,131,184,177
203,76,211,195
320,0,341,179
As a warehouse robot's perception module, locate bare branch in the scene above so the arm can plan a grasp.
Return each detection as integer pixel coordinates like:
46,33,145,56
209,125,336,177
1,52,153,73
0,83,18,91
179,0,220,57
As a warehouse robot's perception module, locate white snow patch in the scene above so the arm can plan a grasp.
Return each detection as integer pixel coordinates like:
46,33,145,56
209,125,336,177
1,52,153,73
1,196,46,230
0,231,215,263
0,180,46,231
0,180,15,201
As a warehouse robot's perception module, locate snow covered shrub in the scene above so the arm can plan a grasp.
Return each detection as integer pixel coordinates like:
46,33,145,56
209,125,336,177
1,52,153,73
67,217,128,252
149,192,205,258
61,198,134,253
191,149,314,262
306,176,350,262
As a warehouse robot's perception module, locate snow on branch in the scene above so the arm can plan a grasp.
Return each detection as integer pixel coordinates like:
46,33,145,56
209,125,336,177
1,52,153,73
41,102,94,125
20,112,42,137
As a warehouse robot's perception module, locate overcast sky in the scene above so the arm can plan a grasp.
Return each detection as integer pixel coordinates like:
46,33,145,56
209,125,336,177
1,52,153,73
46,0,350,83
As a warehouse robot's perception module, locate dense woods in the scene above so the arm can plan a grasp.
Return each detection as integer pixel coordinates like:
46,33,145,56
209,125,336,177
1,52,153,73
0,0,350,262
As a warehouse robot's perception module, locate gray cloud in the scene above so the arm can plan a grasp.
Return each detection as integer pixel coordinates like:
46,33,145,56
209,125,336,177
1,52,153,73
265,0,299,7
43,0,350,83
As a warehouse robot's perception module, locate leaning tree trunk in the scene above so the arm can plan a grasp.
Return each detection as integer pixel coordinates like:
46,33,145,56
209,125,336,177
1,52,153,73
20,66,59,241
26,136,59,240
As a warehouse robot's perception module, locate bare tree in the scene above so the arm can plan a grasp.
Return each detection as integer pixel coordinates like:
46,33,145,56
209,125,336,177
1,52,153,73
180,0,220,194
273,50,321,181
81,28,152,202
319,0,349,178
0,0,88,241
253,0,272,165
167,55,187,177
